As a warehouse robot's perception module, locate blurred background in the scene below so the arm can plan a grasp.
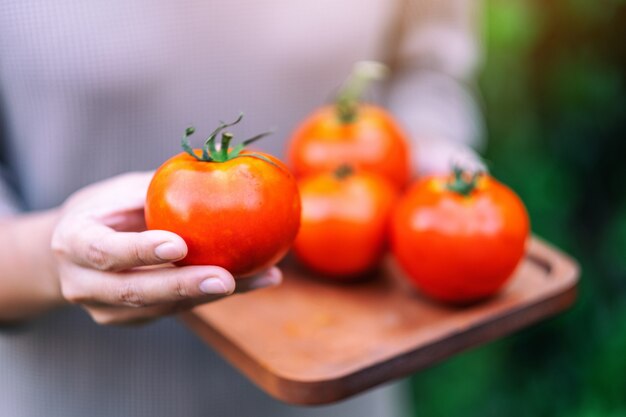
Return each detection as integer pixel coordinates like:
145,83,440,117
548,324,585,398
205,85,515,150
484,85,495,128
409,0,626,415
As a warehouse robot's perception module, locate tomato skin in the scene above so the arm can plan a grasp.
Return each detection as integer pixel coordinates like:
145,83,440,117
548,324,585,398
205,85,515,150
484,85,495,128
287,105,411,190
293,170,398,280
145,151,301,277
391,175,530,303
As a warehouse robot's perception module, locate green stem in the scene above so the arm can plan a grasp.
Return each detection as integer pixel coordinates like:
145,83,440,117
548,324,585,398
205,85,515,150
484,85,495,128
333,164,354,180
180,114,272,163
220,132,234,161
335,61,389,124
446,166,482,197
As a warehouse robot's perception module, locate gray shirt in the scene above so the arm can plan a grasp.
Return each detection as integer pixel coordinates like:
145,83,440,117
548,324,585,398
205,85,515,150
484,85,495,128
0,1,482,415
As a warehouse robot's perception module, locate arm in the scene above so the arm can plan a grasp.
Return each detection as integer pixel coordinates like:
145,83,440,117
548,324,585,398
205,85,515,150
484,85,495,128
0,210,64,321
384,0,485,174
0,172,280,324
0,163,58,321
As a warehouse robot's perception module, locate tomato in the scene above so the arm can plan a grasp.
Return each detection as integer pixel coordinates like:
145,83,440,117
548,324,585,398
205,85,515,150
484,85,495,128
287,62,411,189
391,168,530,303
293,166,398,280
288,105,410,189
145,116,301,277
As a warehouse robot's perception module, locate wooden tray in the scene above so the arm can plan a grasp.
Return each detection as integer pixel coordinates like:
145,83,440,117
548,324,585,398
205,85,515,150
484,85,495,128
181,237,579,405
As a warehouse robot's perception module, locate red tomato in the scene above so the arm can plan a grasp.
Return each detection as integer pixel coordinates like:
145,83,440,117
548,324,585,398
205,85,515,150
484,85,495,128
391,169,530,303
145,116,301,277
293,166,398,280
288,105,411,189
287,62,411,189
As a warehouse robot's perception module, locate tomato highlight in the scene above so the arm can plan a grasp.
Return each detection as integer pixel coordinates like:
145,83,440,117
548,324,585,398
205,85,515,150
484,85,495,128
391,168,530,303
293,165,398,280
145,115,301,277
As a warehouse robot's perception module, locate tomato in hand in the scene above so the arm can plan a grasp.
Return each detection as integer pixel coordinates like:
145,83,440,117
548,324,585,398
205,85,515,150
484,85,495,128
391,168,530,303
287,62,411,189
145,115,301,277
293,165,398,280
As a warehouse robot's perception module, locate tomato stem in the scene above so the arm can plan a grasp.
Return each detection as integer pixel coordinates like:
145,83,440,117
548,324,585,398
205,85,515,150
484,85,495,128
336,61,389,124
446,166,483,197
180,114,273,163
333,164,354,180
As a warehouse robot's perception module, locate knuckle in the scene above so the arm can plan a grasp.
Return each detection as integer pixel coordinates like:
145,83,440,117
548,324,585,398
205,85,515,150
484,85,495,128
85,241,114,271
60,282,88,305
50,229,70,258
172,277,189,299
116,282,146,307
131,243,153,267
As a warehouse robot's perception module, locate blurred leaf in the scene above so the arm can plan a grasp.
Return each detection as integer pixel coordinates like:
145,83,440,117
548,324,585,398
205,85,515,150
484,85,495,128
411,0,626,415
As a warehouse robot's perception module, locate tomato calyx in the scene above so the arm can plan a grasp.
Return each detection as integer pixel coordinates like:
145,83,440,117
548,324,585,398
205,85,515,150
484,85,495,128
333,164,354,180
181,113,276,166
446,166,483,197
335,61,389,124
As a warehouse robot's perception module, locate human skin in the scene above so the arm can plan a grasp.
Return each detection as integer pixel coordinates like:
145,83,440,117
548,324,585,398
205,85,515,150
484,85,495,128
0,172,280,325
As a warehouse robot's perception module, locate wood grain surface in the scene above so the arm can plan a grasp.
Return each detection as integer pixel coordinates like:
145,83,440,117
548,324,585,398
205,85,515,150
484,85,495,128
181,237,579,405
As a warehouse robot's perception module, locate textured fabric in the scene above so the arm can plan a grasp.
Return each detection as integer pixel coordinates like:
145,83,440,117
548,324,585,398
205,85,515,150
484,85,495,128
0,1,481,416
0,170,19,215
0,310,405,417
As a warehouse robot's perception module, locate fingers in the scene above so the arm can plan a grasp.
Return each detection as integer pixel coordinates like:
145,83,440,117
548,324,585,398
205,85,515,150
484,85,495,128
82,296,214,326
234,267,282,293
102,207,147,232
77,268,282,325
53,171,286,326
64,171,154,214
52,170,186,271
62,265,236,308
55,219,188,271
83,294,220,326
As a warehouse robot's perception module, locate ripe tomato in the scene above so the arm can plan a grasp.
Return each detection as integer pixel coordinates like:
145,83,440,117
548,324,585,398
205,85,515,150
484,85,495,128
293,166,398,279
391,168,530,303
145,116,301,277
288,105,410,189
287,62,410,189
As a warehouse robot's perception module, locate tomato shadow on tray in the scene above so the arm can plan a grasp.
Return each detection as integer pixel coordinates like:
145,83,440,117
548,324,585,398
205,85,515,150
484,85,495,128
278,251,502,313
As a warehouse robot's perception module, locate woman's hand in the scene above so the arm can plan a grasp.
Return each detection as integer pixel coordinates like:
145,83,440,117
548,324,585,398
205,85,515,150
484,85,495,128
50,172,281,325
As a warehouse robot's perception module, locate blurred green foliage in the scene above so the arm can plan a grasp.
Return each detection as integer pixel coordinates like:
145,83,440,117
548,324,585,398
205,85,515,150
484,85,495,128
409,0,626,415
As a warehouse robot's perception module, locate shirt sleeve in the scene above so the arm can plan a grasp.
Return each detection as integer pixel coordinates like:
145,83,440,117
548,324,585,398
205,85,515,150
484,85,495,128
0,114,21,216
0,166,20,217
384,0,486,175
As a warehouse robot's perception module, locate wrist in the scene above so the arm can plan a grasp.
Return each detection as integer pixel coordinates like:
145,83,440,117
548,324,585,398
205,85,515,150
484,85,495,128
0,208,67,321
36,208,67,309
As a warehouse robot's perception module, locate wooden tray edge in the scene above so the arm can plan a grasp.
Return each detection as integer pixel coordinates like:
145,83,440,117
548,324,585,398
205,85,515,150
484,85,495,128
181,237,580,405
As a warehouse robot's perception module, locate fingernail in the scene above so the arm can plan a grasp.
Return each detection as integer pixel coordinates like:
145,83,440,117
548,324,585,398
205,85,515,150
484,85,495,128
155,242,184,261
199,278,229,294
